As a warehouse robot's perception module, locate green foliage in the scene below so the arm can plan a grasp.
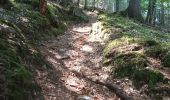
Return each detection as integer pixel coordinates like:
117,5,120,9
138,39,159,47
14,0,39,8
70,7,89,22
145,45,168,58
100,14,170,92
0,20,39,100
133,69,164,89
0,38,32,100
162,52,170,67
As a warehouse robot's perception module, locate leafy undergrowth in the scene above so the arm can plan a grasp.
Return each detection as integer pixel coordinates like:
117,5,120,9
0,0,89,41
0,20,44,100
0,0,89,99
99,13,170,99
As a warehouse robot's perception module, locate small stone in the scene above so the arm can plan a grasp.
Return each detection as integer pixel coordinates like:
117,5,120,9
76,95,92,100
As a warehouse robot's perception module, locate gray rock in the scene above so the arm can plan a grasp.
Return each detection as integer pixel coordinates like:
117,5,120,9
76,95,92,100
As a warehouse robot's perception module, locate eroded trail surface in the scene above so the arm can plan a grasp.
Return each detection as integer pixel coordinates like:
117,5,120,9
36,12,119,100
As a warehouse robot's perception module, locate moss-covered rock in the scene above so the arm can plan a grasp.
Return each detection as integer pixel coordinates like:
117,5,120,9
103,36,134,56
162,52,170,68
114,53,147,77
133,69,164,89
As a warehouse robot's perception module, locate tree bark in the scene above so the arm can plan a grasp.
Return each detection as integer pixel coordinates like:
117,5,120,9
93,0,96,11
77,0,80,7
126,0,143,21
160,2,165,26
84,0,87,9
39,0,47,15
116,0,119,13
0,0,9,5
168,3,170,27
146,0,156,24
0,0,5,4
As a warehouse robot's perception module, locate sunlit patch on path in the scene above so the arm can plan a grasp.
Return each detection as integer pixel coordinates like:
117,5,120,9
37,11,119,100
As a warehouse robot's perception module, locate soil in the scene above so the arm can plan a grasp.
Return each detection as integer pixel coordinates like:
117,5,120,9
33,11,170,100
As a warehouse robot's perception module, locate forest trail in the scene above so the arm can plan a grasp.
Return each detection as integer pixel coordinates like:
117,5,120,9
36,11,120,100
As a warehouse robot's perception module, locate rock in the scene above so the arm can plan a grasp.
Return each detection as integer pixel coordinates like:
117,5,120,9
76,96,92,100
55,53,70,60
80,45,93,53
54,49,70,60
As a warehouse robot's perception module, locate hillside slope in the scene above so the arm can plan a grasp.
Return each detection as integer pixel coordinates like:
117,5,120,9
95,13,170,99
0,0,88,99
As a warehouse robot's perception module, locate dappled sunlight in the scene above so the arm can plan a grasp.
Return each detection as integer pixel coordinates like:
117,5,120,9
38,11,120,99
80,45,93,53
72,26,91,33
61,72,87,94
20,16,29,22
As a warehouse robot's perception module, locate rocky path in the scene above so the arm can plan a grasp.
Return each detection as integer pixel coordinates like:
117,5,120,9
35,12,121,100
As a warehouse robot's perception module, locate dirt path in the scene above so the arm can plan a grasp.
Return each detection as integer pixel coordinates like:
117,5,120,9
35,12,121,100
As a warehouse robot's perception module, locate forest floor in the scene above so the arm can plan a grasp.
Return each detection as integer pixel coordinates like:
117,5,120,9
1,2,170,99
35,11,121,100
34,11,170,100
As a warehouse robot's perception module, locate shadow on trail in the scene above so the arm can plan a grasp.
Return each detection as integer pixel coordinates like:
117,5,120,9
34,11,124,100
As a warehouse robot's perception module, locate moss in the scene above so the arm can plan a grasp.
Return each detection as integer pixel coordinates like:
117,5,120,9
103,36,134,56
162,52,170,68
114,53,147,77
138,39,159,47
133,69,164,89
0,21,34,99
14,0,39,8
145,45,168,58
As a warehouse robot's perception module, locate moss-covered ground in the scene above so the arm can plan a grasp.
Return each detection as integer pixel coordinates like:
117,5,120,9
98,13,170,98
0,0,89,99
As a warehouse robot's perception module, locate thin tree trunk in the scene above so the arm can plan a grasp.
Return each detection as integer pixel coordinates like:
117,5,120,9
146,0,156,24
84,0,87,9
0,0,9,5
153,8,157,25
116,0,119,13
77,0,80,7
168,3,170,27
160,2,165,25
39,0,47,15
93,0,96,11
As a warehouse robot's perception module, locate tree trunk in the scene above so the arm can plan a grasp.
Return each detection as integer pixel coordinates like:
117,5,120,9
0,0,4,4
126,0,143,21
116,0,119,13
153,9,156,25
77,0,80,7
92,0,96,11
84,0,87,9
0,0,9,5
146,0,156,24
39,0,47,15
160,2,165,26
168,3,170,27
